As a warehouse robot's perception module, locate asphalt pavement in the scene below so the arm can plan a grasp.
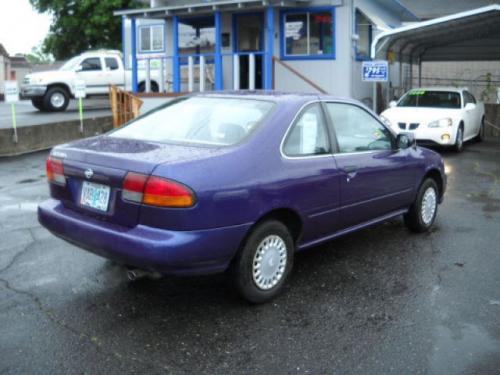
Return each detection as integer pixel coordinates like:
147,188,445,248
0,140,499,374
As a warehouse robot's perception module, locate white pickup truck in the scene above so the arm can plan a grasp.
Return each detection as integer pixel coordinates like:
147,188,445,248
21,50,161,112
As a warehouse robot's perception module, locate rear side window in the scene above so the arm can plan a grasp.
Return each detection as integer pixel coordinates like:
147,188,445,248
80,58,102,71
110,97,274,146
105,58,119,71
326,103,393,153
282,103,331,157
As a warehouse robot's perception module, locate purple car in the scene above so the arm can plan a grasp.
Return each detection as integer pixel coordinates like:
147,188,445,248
38,92,446,303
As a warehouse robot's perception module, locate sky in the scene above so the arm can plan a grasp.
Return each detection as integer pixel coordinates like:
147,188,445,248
0,0,52,55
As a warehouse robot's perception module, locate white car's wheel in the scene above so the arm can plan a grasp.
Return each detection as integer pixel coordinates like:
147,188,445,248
453,125,464,152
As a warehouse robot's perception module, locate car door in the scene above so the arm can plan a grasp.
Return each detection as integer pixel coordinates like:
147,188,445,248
104,57,124,88
76,57,106,94
281,102,343,244
324,102,417,229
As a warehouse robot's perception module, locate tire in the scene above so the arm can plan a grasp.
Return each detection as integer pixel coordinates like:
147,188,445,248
475,117,485,142
31,99,46,111
138,81,159,93
43,87,70,112
404,178,439,233
230,220,294,304
453,124,464,153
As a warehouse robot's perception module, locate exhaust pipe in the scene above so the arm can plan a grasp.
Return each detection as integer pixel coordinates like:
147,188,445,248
126,268,161,281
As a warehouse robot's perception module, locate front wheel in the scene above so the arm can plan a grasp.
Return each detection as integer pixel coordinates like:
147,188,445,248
475,117,485,142
453,125,464,153
404,178,439,233
31,98,46,111
230,220,294,304
43,87,70,112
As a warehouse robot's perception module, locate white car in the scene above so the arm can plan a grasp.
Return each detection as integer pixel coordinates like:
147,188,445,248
21,50,161,112
381,87,486,152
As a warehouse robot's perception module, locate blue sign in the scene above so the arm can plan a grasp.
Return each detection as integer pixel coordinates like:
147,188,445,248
362,61,389,82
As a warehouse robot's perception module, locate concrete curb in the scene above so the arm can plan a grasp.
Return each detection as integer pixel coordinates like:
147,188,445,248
0,116,113,157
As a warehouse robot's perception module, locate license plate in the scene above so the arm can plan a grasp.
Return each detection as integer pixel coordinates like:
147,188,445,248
80,181,110,212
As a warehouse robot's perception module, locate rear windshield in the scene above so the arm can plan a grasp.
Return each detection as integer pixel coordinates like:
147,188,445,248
397,90,461,109
110,97,275,146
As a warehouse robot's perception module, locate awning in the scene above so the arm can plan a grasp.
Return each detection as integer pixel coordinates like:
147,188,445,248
371,4,500,62
114,0,312,17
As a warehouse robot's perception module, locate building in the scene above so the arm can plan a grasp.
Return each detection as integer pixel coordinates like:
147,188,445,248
0,43,11,99
115,0,418,106
10,55,32,88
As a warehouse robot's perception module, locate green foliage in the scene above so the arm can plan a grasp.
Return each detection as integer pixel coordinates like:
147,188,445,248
480,73,497,103
30,0,141,60
25,44,54,65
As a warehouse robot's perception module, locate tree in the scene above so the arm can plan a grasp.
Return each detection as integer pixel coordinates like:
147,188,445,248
30,0,141,60
25,44,54,65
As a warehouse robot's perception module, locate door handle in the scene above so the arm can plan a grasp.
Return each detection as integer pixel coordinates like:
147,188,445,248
344,165,358,182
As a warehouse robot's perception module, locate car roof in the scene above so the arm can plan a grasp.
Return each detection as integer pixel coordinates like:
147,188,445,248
409,87,467,93
193,90,363,106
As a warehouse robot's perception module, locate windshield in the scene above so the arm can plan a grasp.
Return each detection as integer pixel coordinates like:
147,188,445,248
398,90,461,109
109,97,275,146
59,56,81,71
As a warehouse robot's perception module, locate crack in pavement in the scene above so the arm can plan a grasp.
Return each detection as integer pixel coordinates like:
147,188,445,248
0,229,36,275
0,276,161,372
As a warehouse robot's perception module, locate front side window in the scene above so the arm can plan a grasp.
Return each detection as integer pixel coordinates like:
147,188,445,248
283,9,334,58
283,103,331,157
398,90,461,109
110,97,274,146
463,91,476,105
80,58,102,72
326,103,393,153
139,25,165,53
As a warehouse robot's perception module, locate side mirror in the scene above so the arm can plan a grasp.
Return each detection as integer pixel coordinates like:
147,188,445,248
464,103,476,111
397,133,416,150
389,100,397,108
75,66,83,72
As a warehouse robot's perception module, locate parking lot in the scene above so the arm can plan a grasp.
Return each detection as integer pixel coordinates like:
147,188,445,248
1,140,500,374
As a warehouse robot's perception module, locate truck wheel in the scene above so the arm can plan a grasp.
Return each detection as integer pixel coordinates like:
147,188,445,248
138,82,159,93
31,99,46,111
43,87,70,112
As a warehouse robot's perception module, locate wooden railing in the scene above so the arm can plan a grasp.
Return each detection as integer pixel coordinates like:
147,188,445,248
109,85,144,128
272,57,328,94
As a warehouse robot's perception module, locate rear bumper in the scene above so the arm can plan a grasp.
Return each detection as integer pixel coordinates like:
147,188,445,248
38,199,251,276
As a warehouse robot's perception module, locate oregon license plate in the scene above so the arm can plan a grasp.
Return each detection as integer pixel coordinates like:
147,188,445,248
80,181,110,212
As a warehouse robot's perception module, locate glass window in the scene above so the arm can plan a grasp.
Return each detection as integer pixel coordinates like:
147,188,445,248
178,17,215,56
464,91,476,105
398,90,461,109
80,58,102,71
110,97,274,147
139,25,164,53
355,9,372,60
326,103,393,153
283,104,331,156
105,58,119,71
283,10,334,57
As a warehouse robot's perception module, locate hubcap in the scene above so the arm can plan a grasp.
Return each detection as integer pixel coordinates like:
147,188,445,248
252,235,287,290
50,92,65,108
421,187,437,225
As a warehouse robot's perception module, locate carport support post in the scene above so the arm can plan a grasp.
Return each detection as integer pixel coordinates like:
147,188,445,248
264,7,274,90
131,17,138,94
172,16,180,93
372,82,377,113
418,58,422,87
214,11,223,90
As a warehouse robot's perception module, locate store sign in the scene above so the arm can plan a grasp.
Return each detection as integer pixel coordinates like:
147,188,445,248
362,61,389,82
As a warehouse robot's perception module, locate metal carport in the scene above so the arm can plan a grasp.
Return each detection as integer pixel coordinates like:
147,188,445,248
370,4,500,112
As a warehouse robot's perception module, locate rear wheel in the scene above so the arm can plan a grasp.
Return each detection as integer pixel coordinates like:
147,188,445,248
230,220,294,304
138,81,159,93
453,124,464,152
43,87,70,112
404,178,439,233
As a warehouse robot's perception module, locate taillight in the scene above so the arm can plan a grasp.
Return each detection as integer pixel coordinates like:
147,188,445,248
123,172,148,203
46,157,66,185
122,173,195,208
